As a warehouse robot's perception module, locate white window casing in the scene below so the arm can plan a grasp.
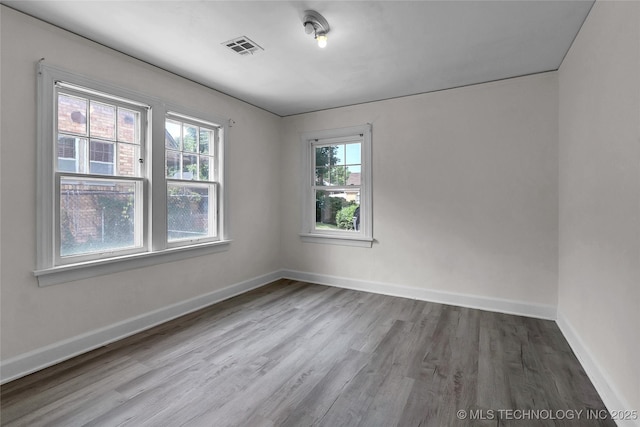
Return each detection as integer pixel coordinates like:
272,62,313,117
300,124,373,247
35,62,230,286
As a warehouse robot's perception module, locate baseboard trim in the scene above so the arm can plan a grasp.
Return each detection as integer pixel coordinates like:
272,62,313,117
0,270,282,385
556,312,639,427
281,269,557,320
0,269,555,385
4,268,632,426
0,269,557,386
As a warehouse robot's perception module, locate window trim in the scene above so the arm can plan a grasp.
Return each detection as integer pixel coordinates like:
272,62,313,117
165,179,219,248
53,83,150,264
162,107,228,249
55,173,146,265
299,124,373,247
36,63,230,287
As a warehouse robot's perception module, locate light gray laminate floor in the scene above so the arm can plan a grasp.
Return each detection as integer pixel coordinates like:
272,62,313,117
0,279,614,426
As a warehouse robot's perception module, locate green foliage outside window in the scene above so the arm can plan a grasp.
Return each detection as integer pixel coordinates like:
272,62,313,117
336,204,358,230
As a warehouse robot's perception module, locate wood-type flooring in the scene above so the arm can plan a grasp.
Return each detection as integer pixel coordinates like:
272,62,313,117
1,279,614,426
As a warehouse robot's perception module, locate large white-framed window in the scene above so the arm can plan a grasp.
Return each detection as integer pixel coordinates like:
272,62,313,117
300,124,373,247
36,63,230,286
53,83,148,265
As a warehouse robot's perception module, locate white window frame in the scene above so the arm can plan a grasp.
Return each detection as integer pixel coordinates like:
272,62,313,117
300,124,373,247
164,110,225,248
52,83,148,265
35,63,230,287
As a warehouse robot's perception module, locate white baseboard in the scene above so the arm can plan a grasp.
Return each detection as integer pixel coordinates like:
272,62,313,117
3,268,632,427
0,270,282,385
556,312,639,427
0,269,555,385
281,269,557,320
286,270,639,426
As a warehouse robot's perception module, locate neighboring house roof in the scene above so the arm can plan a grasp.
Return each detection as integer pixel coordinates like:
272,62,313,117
166,129,179,150
346,172,361,186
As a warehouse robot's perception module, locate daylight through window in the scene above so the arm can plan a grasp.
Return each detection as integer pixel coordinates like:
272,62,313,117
165,115,220,243
36,64,230,285
300,124,373,247
314,142,362,231
56,86,145,260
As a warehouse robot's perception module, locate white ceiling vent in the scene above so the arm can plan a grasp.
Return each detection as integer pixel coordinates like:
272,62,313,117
223,36,263,56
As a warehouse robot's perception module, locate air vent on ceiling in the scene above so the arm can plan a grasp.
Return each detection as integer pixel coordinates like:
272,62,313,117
223,36,263,56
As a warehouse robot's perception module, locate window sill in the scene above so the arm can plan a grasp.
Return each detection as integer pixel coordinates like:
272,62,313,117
34,240,232,287
300,233,373,248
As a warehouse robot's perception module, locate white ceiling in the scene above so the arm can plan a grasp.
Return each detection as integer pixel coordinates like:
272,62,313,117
4,1,594,116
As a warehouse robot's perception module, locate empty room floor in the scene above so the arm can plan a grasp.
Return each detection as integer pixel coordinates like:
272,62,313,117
0,279,613,426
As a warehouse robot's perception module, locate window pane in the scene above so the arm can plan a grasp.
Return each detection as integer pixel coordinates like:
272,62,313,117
117,143,139,177
315,167,328,185
57,136,79,172
89,140,114,175
167,183,215,241
58,94,87,135
166,150,181,178
199,156,211,181
89,162,114,175
346,165,361,186
182,154,197,180
331,145,345,166
58,137,76,158
330,166,347,185
90,101,116,140
315,147,334,185
315,190,360,231
60,178,139,257
90,140,114,162
58,158,77,173
199,129,212,154
166,120,181,149
183,124,197,153
315,146,333,169
117,108,139,144
166,118,218,187
345,143,361,165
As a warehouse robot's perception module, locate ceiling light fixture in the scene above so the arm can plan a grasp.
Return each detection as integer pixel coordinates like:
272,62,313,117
302,10,330,48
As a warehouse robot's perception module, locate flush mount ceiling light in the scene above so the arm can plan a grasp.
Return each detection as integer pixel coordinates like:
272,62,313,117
303,10,330,48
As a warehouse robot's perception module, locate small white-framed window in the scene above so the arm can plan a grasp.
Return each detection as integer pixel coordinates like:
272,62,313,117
300,124,373,247
165,113,223,246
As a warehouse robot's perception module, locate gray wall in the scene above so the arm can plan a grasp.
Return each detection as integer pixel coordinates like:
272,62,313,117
2,1,637,417
281,73,559,308
0,7,282,360
558,0,640,415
